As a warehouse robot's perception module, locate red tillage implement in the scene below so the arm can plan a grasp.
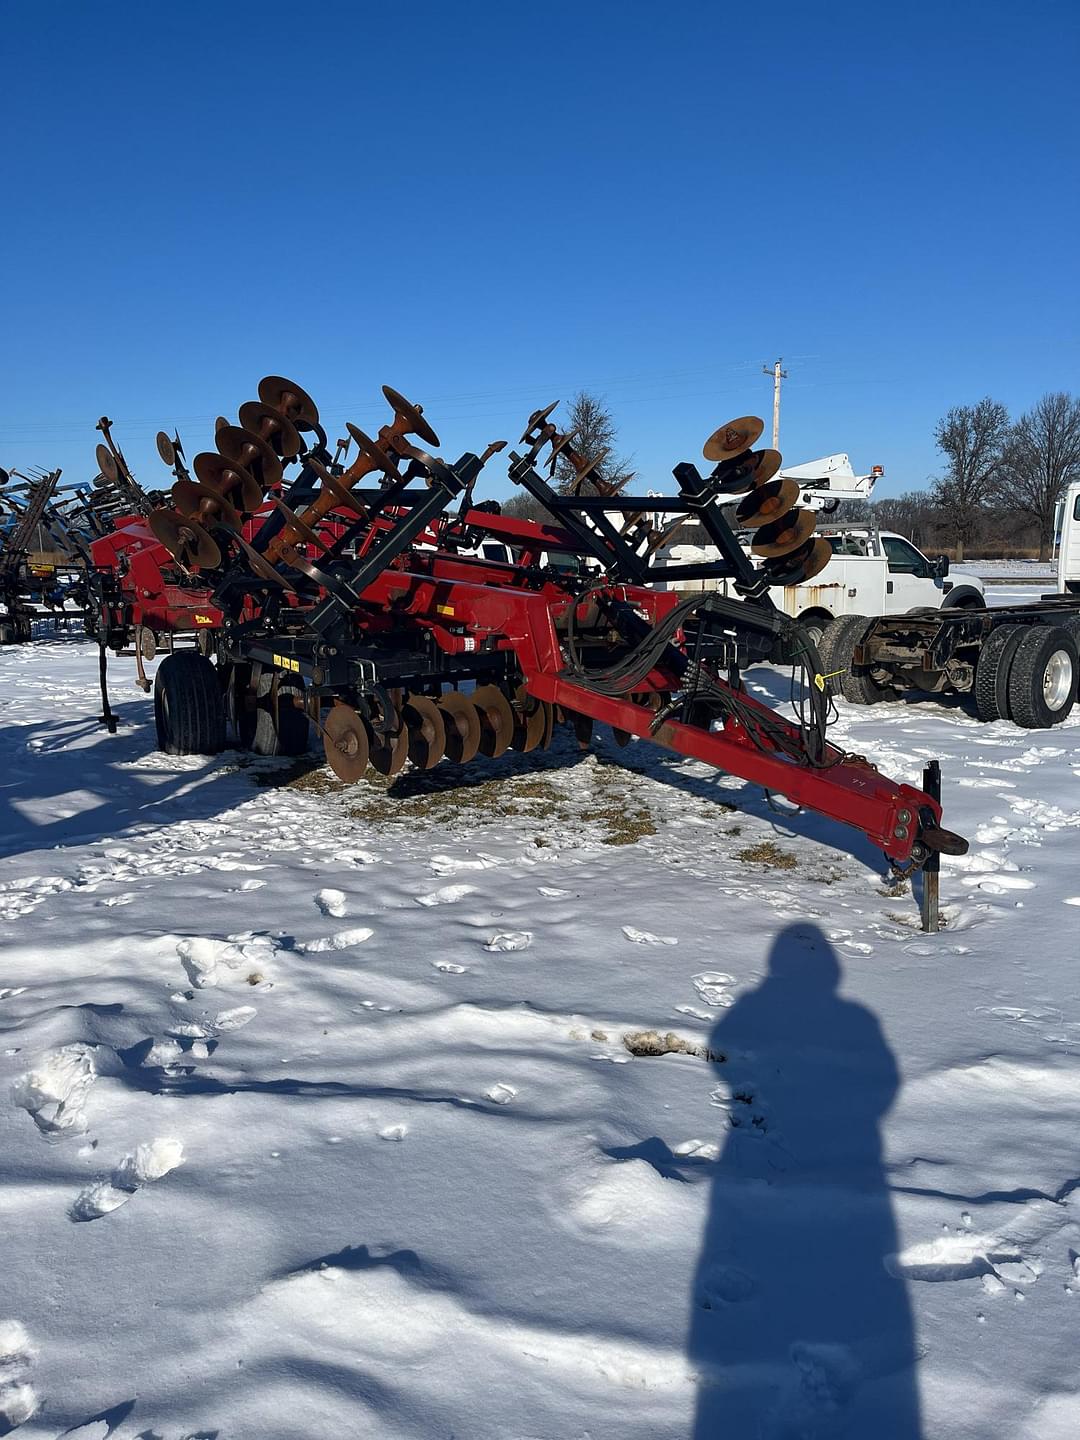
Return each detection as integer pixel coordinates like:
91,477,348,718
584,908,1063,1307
88,377,966,907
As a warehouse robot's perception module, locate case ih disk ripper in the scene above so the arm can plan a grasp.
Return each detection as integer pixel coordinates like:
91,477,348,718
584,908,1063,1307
87,376,967,915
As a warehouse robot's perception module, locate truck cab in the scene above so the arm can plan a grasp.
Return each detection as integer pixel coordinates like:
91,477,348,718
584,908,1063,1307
1056,481,1080,594
655,525,985,641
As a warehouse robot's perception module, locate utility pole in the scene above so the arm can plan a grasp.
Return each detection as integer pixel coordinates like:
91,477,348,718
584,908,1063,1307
762,358,788,449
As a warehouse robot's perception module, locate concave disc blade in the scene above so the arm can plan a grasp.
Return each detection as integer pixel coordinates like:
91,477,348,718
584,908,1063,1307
323,703,371,783
403,694,446,770
96,444,119,482
148,509,221,570
258,375,320,429
236,401,302,458
751,508,817,558
735,477,800,530
762,535,832,587
156,431,176,466
439,691,481,764
703,416,765,462
539,700,555,750
369,708,408,776
193,452,263,512
569,710,593,750
172,479,242,530
215,425,284,489
511,685,546,753
473,684,514,759
382,385,440,447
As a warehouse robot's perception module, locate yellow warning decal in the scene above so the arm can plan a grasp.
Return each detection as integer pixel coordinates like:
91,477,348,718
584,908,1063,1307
436,604,455,617
272,653,301,673
194,613,214,625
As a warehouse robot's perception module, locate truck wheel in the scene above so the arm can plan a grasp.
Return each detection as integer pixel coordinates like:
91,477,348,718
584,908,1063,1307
796,610,832,648
1006,626,1077,729
154,651,226,755
942,587,984,610
0,622,15,646
238,669,309,756
973,623,1027,722
817,614,893,704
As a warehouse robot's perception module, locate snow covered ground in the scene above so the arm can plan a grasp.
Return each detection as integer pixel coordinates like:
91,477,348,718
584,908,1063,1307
2,639,1080,1440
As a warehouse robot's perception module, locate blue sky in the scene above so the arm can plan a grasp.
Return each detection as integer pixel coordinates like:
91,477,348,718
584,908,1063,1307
2,0,1077,503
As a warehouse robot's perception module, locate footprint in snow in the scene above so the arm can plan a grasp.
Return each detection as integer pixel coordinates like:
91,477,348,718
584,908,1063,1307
486,1083,517,1105
693,972,735,1006
696,1262,756,1307
432,961,467,974
378,1125,408,1142
13,1044,96,1138
0,1318,39,1432
537,886,572,898
416,884,478,907
70,1137,184,1223
429,853,504,877
316,888,347,917
483,932,533,952
622,926,678,947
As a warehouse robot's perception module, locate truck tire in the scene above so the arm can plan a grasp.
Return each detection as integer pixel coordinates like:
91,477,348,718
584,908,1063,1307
1006,626,1077,729
942,586,984,610
154,651,226,755
973,623,1027,722
817,614,893,704
237,668,309,756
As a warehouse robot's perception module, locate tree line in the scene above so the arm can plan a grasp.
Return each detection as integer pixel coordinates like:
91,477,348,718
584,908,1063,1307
867,392,1080,562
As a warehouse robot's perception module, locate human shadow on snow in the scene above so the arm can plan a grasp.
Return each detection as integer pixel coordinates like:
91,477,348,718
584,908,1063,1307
687,924,922,1439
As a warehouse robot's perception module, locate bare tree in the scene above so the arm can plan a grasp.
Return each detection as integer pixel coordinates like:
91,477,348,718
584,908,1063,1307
555,391,636,495
500,490,556,525
994,392,1080,561
930,397,1010,560
872,491,940,551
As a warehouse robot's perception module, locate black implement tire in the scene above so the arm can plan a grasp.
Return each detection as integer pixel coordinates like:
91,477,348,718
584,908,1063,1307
1006,626,1078,729
154,651,226,755
973,623,1027,723
238,669,309,756
817,613,894,704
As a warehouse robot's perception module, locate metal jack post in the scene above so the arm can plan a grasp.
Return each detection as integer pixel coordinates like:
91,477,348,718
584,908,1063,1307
921,760,941,932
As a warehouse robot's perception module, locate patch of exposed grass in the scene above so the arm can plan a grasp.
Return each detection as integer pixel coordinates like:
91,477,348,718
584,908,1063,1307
735,840,798,871
622,1030,723,1062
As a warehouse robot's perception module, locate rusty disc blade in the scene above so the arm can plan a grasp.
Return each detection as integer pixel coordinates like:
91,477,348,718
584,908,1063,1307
511,685,546,753
473,684,514,760
382,386,439,447
215,425,284,489
438,691,481,764
735,477,800,530
236,401,302,458
569,710,593,750
703,416,765,462
761,535,832,587
747,448,782,486
403,694,446,770
369,713,408,776
172,479,242,530
96,444,119,482
156,431,177,466
148,509,221,570
346,422,398,476
539,700,555,750
323,703,371,783
194,452,263,512
214,415,230,433
611,726,633,748
232,533,297,593
520,400,559,441
258,375,320,429
310,461,369,518
751,508,817,558
271,498,331,552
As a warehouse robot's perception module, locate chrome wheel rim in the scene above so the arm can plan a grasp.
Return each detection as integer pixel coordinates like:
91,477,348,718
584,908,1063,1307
1043,649,1073,710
